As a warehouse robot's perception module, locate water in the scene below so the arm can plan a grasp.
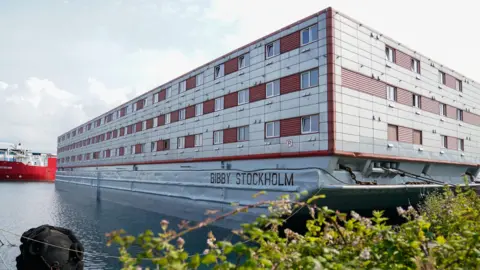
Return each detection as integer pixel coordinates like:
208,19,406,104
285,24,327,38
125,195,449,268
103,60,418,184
0,182,241,269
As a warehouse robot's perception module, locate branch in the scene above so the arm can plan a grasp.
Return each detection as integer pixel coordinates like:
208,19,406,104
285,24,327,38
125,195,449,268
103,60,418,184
329,215,347,245
166,199,293,243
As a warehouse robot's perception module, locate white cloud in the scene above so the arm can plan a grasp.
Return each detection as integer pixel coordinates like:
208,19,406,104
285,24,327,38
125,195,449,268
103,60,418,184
25,77,78,107
0,46,210,154
86,77,132,106
0,81,7,90
0,78,89,153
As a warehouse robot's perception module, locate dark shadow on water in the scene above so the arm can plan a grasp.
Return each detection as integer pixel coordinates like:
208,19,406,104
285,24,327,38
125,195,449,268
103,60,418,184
53,188,245,269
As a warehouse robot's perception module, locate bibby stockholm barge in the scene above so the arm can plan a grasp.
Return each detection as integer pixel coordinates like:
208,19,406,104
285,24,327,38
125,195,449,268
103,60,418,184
55,7,480,228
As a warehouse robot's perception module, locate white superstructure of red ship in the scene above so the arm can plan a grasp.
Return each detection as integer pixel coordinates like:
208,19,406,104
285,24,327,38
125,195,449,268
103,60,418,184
0,142,56,182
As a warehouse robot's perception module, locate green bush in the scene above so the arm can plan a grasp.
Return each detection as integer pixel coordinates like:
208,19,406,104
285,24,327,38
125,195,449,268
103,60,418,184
106,184,480,270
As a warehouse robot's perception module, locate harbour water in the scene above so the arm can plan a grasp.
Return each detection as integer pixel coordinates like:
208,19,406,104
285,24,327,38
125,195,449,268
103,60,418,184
0,182,241,269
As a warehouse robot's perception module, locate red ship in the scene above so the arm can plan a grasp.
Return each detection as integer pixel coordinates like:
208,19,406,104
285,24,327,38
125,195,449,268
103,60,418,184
0,142,56,182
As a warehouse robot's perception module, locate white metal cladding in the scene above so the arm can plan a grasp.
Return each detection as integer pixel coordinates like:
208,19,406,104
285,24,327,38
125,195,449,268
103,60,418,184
333,12,480,165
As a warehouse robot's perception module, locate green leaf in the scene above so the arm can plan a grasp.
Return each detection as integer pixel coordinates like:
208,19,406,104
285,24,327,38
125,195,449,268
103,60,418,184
188,254,201,269
179,251,189,261
307,194,326,204
252,190,267,198
259,258,273,267
201,253,217,265
155,257,168,266
436,235,446,245
224,245,233,255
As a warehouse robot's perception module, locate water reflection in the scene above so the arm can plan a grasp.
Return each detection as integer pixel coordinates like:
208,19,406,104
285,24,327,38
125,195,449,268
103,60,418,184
0,182,240,269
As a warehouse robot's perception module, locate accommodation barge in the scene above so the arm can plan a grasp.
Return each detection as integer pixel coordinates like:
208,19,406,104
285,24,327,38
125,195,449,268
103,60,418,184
55,7,480,228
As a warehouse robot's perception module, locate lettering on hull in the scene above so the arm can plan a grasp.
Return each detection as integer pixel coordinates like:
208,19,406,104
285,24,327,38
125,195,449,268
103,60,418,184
210,172,294,186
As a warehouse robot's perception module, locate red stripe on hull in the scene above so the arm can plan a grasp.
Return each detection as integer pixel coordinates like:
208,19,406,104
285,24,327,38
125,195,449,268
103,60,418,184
0,157,56,182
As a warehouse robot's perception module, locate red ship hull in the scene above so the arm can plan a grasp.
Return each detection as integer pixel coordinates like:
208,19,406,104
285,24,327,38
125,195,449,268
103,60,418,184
0,157,57,182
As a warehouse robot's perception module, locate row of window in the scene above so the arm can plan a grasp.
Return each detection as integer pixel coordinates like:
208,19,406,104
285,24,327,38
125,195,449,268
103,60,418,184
58,69,320,153
387,124,423,144
214,24,319,79
59,23,322,143
440,135,464,151
386,85,465,121
58,114,321,154
58,115,321,163
387,124,464,151
385,45,463,91
385,46,420,74
439,71,462,91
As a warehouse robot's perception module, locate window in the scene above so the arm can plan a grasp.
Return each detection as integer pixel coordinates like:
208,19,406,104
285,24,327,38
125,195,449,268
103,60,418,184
387,85,397,101
215,97,224,111
456,79,462,92
458,138,464,151
165,139,171,150
195,134,203,146
301,115,319,134
195,103,203,116
440,103,447,116
179,80,186,93
237,126,249,141
385,46,395,62
238,53,250,69
301,69,319,89
266,121,280,138
265,40,280,58
411,58,420,74
413,130,422,145
413,94,421,108
440,135,447,148
457,109,463,121
301,24,319,45
151,142,156,152
179,109,186,120
153,117,158,127
214,64,224,79
177,137,185,149
154,93,159,103
387,124,398,141
439,71,446,84
266,80,280,98
165,113,171,124
196,73,204,86
157,139,170,151
166,87,173,98
238,89,249,105
213,131,223,145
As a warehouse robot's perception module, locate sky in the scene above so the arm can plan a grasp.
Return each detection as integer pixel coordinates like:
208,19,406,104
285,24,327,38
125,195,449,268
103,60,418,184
0,0,478,153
